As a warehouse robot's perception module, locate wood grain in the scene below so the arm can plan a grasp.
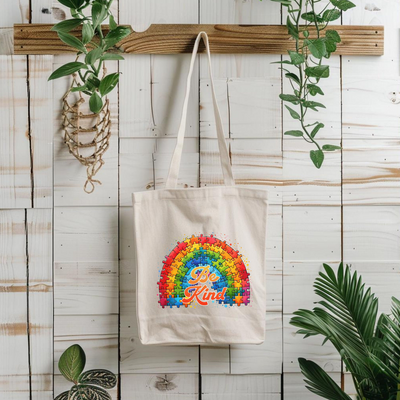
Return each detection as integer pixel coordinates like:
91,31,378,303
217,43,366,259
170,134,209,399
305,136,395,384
14,23,384,55
0,56,31,208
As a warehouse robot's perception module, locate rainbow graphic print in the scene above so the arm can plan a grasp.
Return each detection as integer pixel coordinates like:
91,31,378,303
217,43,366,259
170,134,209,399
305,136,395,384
158,234,250,308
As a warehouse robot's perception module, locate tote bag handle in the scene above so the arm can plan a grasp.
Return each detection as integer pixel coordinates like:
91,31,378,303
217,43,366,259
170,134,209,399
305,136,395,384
165,31,235,189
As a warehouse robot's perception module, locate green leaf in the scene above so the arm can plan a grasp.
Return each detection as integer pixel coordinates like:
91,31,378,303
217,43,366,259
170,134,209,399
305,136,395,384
58,344,86,383
104,26,131,49
271,60,293,65
280,94,300,104
87,76,101,89
307,84,324,96
78,369,117,389
48,62,88,81
301,11,324,23
326,30,341,43
54,391,70,400
330,0,356,10
322,9,341,22
305,65,330,78
303,100,326,110
81,23,94,45
311,123,324,138
109,14,118,31
100,53,125,61
288,50,305,65
85,47,103,66
68,385,112,400
89,92,103,113
286,16,299,39
51,19,83,33
270,0,292,6
310,149,324,168
58,0,85,8
305,38,326,59
285,72,300,85
284,130,303,137
322,144,341,151
324,39,337,54
302,30,309,38
57,32,87,54
99,73,120,96
71,85,88,92
285,105,300,120
92,2,108,29
299,358,352,400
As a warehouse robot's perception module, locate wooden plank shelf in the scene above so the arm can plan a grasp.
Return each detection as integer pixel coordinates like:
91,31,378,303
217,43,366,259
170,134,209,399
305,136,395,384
14,23,384,55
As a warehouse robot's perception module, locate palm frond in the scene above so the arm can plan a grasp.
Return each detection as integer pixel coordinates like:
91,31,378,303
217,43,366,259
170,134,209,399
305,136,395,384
291,263,398,400
316,263,379,343
298,358,352,400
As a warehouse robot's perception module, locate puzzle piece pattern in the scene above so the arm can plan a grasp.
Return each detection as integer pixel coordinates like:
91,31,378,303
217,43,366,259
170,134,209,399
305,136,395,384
157,235,251,308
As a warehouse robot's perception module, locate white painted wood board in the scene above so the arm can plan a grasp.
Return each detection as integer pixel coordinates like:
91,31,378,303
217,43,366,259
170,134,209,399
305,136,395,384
1,0,399,398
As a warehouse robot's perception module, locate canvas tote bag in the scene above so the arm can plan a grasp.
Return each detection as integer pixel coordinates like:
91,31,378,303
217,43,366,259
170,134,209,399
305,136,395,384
132,32,269,345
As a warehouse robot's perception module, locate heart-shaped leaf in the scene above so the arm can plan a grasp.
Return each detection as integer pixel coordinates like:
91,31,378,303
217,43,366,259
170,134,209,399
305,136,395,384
305,39,326,59
326,30,341,43
105,26,131,49
322,9,341,21
288,50,305,65
305,65,330,78
310,149,325,168
58,344,86,383
89,92,103,114
307,84,324,96
78,369,117,389
48,62,88,81
330,0,356,11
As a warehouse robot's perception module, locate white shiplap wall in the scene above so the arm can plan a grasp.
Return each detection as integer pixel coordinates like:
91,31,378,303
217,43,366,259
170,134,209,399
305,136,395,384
0,0,399,399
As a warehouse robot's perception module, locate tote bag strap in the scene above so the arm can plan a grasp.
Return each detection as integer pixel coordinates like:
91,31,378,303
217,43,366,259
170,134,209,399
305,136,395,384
165,31,235,189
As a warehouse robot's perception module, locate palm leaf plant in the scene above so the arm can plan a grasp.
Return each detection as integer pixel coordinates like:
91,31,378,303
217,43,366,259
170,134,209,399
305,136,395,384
291,263,400,400
55,344,117,400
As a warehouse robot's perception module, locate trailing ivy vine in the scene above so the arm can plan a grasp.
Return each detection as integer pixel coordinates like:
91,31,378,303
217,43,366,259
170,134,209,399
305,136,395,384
48,0,131,114
267,0,356,168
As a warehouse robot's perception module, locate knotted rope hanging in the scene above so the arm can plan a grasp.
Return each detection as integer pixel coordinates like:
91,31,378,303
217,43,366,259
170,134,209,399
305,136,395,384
61,71,111,194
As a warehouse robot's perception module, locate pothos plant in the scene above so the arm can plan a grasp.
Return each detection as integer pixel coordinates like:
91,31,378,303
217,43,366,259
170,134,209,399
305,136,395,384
266,0,356,168
55,344,117,400
48,0,131,113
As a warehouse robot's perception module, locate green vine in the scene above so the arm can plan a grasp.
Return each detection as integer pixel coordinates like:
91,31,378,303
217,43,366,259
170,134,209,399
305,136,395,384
268,0,356,168
48,0,131,114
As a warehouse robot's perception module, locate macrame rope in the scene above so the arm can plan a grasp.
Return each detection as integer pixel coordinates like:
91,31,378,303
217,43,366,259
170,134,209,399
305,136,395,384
61,65,111,194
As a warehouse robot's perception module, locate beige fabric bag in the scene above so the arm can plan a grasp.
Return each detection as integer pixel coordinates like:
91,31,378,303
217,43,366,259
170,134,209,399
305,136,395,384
132,32,269,345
